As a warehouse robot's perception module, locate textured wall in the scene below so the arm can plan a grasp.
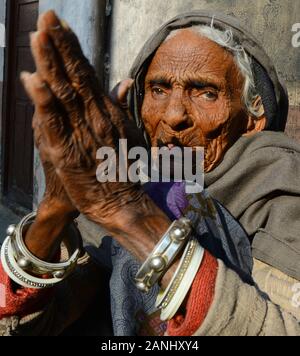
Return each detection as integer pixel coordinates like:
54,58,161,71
109,0,300,140
0,0,6,193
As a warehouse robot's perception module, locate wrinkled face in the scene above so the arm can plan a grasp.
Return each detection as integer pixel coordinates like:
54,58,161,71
141,29,250,172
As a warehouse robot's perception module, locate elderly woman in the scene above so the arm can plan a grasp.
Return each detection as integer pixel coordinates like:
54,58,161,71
0,10,299,336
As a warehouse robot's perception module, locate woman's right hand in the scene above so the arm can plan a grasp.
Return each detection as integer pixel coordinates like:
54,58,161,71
22,72,79,261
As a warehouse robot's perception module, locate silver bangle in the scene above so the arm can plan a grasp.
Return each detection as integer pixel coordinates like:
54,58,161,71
134,218,192,293
1,237,61,289
8,212,81,279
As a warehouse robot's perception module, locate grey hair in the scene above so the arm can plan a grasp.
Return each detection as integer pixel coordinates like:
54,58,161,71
165,24,264,118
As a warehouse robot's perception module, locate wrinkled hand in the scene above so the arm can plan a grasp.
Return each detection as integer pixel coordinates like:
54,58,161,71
22,11,146,230
32,104,79,219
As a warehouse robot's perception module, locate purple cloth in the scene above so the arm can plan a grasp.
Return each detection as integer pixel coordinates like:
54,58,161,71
143,182,188,220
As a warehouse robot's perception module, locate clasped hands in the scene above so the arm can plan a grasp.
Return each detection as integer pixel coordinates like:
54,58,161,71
22,11,149,235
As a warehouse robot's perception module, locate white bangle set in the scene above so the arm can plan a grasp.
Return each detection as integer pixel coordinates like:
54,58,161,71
0,212,82,289
155,237,204,321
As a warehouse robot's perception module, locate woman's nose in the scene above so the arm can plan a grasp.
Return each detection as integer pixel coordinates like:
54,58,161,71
163,94,193,132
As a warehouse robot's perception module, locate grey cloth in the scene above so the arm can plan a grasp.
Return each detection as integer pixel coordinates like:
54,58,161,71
251,60,288,131
205,131,300,281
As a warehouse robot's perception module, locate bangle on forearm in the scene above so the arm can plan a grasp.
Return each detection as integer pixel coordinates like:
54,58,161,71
155,237,205,321
1,236,64,288
0,212,82,289
134,218,192,293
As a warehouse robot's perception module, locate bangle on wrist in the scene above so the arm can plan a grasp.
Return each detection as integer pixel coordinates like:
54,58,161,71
156,237,205,321
134,217,192,293
1,212,82,289
1,237,65,288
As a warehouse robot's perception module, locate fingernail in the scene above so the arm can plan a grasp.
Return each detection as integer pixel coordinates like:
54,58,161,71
50,24,61,31
60,19,70,30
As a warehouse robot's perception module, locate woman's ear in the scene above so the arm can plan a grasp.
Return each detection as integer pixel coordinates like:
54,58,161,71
244,96,267,136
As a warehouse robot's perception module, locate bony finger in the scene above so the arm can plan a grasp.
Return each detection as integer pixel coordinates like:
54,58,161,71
30,30,79,113
36,12,113,139
21,72,59,148
21,71,54,109
37,10,65,33
20,71,35,98
21,70,67,162
37,10,100,98
30,30,54,75
117,79,134,103
37,10,84,65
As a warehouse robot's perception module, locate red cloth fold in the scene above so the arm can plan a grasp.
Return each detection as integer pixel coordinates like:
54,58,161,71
0,263,53,319
167,250,218,336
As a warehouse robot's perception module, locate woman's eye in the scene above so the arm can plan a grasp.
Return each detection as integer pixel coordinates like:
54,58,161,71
190,89,218,101
152,87,167,96
202,91,218,101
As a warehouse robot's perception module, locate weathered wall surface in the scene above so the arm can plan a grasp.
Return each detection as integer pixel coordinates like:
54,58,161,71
109,0,300,140
0,0,6,193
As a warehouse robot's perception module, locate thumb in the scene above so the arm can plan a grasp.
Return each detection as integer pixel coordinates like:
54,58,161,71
110,78,134,109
